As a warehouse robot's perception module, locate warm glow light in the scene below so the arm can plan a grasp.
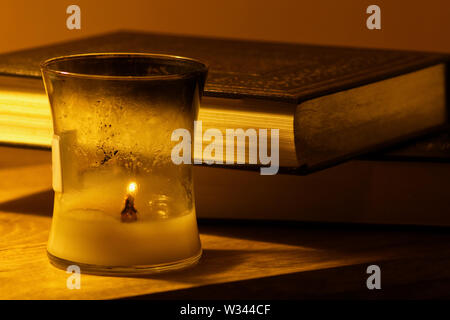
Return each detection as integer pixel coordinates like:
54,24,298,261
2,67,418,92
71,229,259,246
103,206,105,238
127,182,137,194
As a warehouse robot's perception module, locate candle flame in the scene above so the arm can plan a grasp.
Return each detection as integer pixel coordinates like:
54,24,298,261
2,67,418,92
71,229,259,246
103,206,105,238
127,182,137,194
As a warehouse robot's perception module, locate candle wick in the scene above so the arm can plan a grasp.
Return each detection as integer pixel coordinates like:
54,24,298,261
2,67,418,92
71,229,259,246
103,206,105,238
121,195,138,223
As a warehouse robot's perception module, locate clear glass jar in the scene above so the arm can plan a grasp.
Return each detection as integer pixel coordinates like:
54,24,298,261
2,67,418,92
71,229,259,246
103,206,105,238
41,53,208,275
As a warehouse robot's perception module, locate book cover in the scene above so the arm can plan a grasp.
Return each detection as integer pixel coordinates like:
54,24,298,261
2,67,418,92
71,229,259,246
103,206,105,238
0,30,446,103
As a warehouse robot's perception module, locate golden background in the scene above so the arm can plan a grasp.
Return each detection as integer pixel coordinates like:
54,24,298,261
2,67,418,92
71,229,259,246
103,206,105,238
0,0,449,54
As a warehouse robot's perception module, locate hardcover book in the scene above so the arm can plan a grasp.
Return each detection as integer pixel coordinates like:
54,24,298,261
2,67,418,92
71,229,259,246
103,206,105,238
0,31,448,172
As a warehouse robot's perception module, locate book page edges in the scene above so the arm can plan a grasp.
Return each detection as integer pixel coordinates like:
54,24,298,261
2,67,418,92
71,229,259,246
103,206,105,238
0,76,299,167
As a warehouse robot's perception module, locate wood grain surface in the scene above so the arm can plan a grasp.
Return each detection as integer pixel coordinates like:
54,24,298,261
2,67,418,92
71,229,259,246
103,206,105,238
1,145,450,299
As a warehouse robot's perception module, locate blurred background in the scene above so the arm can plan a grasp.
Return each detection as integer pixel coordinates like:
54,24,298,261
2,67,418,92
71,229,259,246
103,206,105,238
0,0,449,54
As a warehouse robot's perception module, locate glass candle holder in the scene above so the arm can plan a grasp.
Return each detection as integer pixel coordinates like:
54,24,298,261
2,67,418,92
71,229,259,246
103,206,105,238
41,53,208,275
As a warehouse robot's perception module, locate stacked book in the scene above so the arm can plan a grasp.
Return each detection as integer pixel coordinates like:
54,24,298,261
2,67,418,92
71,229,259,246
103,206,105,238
0,31,449,225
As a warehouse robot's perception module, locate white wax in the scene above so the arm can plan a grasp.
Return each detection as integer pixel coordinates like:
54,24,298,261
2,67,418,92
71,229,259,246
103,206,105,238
48,207,201,266
47,170,201,267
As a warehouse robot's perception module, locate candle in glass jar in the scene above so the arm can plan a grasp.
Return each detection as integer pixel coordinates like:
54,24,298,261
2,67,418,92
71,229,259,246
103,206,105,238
47,170,201,267
41,53,207,274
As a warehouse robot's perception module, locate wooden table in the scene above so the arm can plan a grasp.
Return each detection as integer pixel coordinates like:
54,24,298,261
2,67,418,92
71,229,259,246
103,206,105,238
1,146,450,299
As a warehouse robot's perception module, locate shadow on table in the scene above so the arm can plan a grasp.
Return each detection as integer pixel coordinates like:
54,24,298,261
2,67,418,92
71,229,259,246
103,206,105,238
197,218,450,252
124,257,450,300
0,189,53,216
123,248,250,281
119,247,308,283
